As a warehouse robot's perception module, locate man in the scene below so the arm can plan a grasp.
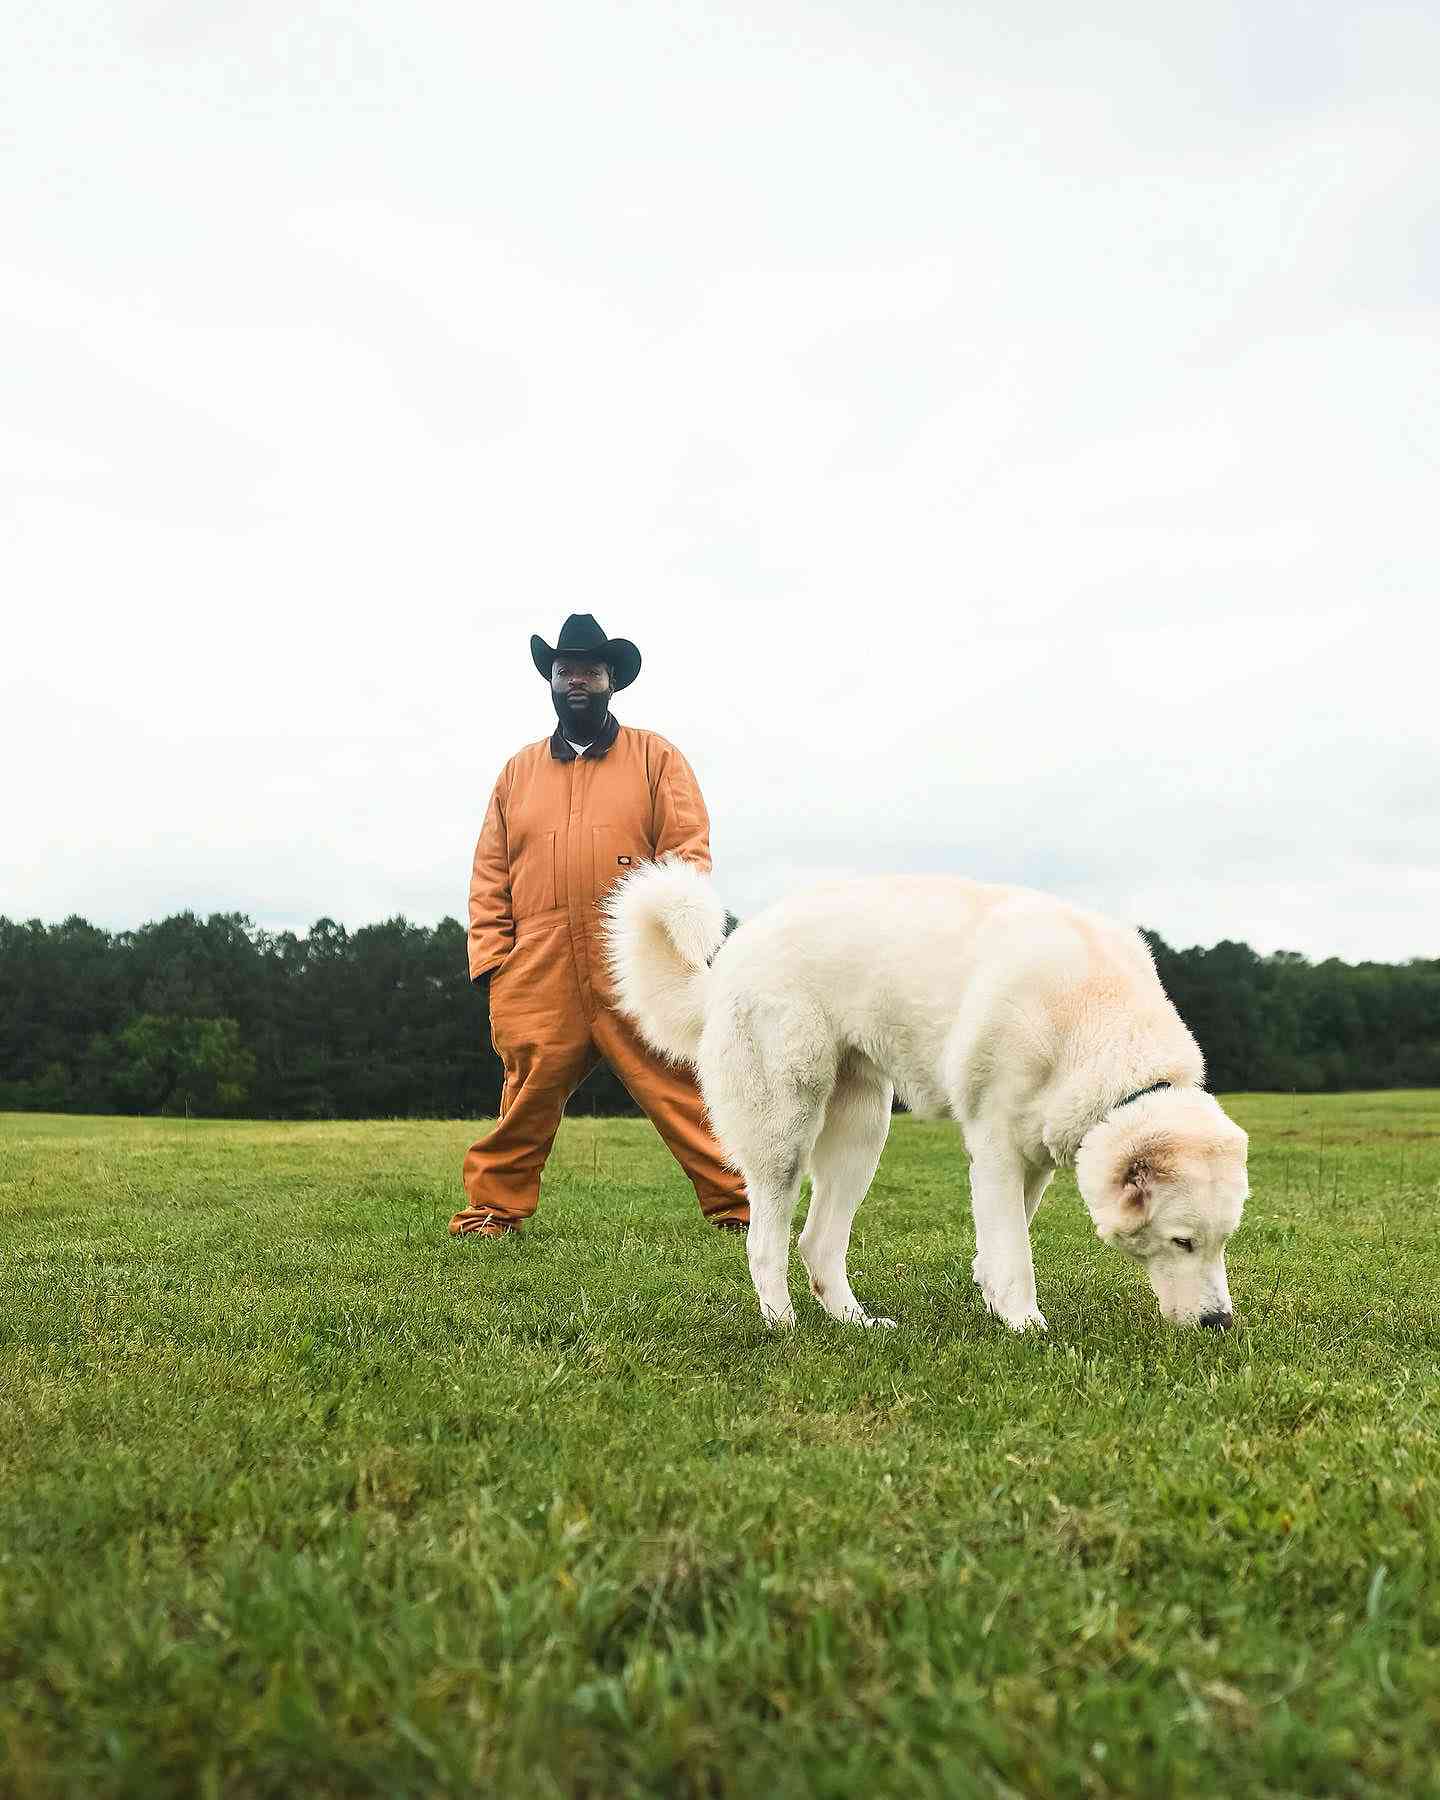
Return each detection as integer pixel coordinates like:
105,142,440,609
450,614,750,1237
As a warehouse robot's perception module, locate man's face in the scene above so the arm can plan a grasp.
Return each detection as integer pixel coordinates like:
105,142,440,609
551,657,613,735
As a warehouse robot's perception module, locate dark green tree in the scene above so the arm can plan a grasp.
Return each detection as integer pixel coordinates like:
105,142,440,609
2,911,1435,1117
112,1014,256,1114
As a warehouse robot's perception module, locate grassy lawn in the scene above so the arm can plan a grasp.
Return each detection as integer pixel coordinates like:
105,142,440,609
2,1094,1439,1798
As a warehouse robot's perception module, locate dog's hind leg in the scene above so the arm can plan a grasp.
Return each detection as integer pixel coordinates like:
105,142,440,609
702,998,838,1328
738,1160,807,1329
798,1061,896,1328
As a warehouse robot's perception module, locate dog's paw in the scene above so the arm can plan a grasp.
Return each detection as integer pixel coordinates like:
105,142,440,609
859,1313,898,1329
996,1304,1047,1334
981,1278,1047,1333
986,1297,1047,1333
761,1304,798,1330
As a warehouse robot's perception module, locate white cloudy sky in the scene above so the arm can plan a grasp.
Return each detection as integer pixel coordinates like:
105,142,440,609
4,1,1438,962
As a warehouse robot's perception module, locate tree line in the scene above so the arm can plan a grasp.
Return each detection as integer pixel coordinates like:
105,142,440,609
0,910,1436,1120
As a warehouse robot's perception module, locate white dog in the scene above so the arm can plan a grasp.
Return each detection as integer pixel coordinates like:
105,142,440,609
603,860,1248,1334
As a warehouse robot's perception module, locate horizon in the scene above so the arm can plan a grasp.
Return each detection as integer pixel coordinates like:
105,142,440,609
7,890,1436,971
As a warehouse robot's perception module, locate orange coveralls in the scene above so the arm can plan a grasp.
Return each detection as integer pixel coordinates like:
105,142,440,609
451,719,748,1231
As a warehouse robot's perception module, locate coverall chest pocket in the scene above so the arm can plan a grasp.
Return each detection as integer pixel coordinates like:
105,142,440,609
510,828,557,919
592,825,648,904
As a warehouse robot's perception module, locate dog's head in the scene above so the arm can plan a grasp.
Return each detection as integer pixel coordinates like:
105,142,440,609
1075,1088,1248,1328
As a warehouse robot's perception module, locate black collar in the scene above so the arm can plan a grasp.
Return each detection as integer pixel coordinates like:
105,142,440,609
1114,1080,1171,1111
549,712,620,763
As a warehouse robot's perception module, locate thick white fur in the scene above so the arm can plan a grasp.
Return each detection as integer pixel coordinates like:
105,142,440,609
599,856,729,1062
603,859,1249,1333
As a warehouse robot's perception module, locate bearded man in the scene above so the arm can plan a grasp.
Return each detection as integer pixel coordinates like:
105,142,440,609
450,614,749,1238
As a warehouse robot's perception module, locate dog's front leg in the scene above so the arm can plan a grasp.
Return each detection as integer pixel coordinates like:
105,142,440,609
967,1148,1046,1333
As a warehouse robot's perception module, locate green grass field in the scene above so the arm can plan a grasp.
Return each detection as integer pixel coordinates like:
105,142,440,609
2,1095,1439,1798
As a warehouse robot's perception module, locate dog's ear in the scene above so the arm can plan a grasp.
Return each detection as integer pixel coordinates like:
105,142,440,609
1118,1159,1152,1217
1115,1148,1171,1228
1077,1127,1177,1242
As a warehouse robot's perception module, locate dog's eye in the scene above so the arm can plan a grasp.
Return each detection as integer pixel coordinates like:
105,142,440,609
1171,1236,1195,1253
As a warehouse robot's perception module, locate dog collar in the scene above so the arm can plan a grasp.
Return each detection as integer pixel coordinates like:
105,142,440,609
1114,1079,1171,1110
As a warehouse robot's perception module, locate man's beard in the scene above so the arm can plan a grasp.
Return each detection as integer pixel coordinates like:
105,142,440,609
551,687,611,742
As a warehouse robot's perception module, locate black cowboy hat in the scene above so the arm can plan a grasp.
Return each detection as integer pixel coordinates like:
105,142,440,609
530,613,642,691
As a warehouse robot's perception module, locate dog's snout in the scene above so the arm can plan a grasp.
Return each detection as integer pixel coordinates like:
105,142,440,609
1199,1308,1234,1331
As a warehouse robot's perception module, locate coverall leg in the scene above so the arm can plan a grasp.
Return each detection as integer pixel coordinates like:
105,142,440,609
452,920,597,1231
590,1006,747,1222
450,919,748,1232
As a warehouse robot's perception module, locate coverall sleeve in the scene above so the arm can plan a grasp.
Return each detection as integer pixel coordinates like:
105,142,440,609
467,770,515,982
650,740,713,875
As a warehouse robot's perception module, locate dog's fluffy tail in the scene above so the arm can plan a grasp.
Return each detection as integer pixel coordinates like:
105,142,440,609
601,855,727,1065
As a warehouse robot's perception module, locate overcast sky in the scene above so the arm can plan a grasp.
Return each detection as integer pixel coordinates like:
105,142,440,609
4,1,1437,963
